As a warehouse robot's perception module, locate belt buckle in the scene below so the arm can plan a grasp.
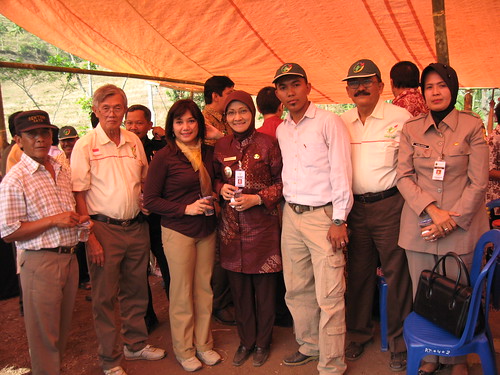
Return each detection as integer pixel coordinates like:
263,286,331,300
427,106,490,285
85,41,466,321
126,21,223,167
121,220,131,227
291,204,303,214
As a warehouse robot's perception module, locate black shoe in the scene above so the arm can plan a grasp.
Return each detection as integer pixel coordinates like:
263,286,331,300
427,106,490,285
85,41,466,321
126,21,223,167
283,351,319,366
345,339,372,361
253,347,269,367
232,345,253,366
389,351,407,372
213,308,236,326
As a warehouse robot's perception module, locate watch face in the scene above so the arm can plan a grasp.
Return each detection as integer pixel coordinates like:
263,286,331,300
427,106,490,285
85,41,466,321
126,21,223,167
333,219,345,226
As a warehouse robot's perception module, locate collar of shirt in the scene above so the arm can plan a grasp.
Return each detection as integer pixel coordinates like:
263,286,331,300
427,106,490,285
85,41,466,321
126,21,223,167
283,101,315,126
95,124,132,147
203,106,223,123
393,88,420,102
21,152,61,176
423,108,459,133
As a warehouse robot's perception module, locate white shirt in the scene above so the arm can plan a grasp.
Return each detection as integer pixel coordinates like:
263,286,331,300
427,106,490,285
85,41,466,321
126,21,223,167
71,125,148,220
277,102,353,220
342,100,411,195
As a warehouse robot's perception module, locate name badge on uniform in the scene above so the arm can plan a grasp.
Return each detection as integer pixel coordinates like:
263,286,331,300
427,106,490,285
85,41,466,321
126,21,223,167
432,160,446,181
235,161,245,187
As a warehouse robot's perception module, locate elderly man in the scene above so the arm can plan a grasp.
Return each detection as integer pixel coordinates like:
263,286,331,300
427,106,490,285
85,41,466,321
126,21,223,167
71,85,165,375
0,110,91,375
341,59,413,372
274,63,353,375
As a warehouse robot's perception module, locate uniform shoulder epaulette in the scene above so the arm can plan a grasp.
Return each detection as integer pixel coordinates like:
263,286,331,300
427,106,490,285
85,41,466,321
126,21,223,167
405,113,426,124
458,110,481,119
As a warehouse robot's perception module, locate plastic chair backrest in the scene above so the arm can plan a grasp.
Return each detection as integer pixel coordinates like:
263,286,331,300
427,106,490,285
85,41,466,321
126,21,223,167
459,229,500,346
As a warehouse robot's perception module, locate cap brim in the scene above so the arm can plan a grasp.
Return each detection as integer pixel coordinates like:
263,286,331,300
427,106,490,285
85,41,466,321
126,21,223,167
273,73,306,83
21,124,58,132
342,73,378,81
59,136,78,140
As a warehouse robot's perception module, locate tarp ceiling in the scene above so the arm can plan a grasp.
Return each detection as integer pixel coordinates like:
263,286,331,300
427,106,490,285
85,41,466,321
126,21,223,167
1,0,499,103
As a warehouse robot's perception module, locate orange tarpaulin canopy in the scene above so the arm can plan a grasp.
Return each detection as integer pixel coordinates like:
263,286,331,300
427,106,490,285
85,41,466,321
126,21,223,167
1,0,499,103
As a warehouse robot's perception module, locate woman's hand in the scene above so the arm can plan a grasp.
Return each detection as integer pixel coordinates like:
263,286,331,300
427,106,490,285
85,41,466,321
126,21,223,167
221,184,238,201
424,203,460,238
185,198,212,216
231,194,260,212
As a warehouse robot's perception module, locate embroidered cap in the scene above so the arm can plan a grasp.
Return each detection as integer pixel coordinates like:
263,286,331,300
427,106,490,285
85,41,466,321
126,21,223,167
14,110,57,134
343,59,381,81
58,126,79,140
273,63,307,83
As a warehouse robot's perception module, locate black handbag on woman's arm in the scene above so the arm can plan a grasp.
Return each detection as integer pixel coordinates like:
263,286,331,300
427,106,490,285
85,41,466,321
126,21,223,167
413,252,480,337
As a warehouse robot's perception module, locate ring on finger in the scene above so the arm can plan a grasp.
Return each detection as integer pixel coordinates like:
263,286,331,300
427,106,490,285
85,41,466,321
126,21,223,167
444,227,449,232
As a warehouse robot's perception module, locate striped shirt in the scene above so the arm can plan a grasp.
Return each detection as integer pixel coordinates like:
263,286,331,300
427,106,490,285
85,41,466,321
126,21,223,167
0,153,80,249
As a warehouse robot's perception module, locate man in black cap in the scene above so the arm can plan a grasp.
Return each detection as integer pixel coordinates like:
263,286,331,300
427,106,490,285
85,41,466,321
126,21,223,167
274,62,353,374
340,59,413,371
0,110,91,375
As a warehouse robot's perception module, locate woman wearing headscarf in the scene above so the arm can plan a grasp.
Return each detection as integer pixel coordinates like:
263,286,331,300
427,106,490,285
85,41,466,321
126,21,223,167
213,90,283,367
396,63,489,375
143,99,221,372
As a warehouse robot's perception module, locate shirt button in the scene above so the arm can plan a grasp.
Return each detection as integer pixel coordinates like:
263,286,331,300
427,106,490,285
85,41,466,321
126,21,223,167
437,188,442,193
438,141,443,146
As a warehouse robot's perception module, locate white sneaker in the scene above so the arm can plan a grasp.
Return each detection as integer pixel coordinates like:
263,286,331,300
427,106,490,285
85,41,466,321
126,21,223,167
123,344,166,361
197,349,222,366
103,366,127,375
178,356,203,372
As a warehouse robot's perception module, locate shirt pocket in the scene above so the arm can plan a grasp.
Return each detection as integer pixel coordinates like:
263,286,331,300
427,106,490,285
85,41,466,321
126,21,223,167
301,142,328,168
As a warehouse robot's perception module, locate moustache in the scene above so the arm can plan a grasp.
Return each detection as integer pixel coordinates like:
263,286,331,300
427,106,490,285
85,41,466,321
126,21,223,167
354,91,370,97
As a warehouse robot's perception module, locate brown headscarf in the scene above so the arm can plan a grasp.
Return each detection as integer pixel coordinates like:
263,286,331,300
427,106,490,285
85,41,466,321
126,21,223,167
224,90,256,142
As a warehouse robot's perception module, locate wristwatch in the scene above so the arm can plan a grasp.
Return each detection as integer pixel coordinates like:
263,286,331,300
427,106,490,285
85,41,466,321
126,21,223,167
333,219,345,226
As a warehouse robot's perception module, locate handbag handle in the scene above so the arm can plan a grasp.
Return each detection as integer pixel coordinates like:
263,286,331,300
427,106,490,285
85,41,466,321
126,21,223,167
427,252,471,309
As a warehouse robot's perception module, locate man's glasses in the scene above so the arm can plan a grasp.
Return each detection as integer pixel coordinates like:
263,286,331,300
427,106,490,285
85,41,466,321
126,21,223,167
347,78,375,89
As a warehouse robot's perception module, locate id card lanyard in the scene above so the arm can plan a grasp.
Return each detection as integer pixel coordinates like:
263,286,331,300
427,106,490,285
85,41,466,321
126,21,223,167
432,130,446,181
235,161,246,187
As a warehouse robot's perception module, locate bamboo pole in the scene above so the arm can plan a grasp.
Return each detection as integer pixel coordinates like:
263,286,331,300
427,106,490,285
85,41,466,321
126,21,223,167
432,0,450,65
0,83,6,150
487,89,496,135
0,61,204,90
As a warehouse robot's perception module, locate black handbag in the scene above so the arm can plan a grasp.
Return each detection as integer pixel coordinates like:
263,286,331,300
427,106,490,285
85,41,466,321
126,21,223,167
413,252,473,337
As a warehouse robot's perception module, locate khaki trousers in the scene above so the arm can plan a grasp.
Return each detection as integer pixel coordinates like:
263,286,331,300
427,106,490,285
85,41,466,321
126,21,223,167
162,227,216,360
282,204,347,374
89,220,150,370
20,250,78,375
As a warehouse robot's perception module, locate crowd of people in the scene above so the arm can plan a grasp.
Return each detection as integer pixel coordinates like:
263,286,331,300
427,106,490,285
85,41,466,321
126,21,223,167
0,58,498,375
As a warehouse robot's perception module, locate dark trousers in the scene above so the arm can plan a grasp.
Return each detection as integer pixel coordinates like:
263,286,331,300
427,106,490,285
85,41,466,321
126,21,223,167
227,270,277,349
346,192,412,353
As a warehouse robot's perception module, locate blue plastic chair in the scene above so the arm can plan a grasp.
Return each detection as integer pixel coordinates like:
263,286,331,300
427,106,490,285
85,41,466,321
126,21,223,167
403,229,500,375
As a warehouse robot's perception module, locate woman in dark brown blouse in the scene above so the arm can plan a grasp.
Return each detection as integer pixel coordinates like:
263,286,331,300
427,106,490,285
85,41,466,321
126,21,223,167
143,99,221,372
213,90,283,367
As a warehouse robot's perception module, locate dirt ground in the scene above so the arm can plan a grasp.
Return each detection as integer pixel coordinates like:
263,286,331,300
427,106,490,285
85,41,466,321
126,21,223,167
1,274,499,375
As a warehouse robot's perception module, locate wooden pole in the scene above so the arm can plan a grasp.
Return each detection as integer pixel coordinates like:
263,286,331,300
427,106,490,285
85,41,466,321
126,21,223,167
0,61,204,91
0,83,7,150
432,0,450,65
487,89,496,135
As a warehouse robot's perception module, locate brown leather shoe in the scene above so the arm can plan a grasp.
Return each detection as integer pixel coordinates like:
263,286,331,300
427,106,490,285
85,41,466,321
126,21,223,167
232,345,253,366
253,347,269,367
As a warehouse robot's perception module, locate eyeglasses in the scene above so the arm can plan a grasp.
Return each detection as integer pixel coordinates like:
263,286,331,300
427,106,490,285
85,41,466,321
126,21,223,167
226,108,250,118
98,105,124,115
347,78,375,89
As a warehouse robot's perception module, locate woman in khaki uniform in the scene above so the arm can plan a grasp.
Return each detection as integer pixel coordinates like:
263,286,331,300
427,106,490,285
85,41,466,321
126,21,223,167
396,63,489,375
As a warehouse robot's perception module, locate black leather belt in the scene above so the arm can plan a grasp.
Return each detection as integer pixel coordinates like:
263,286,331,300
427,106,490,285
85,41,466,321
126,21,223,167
27,246,76,254
288,202,331,214
353,186,399,203
90,214,141,227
